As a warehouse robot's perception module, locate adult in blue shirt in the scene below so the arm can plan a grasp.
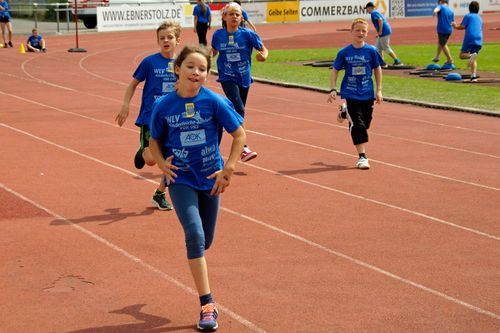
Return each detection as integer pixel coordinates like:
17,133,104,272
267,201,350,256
0,0,13,48
211,2,268,162
433,0,455,64
365,2,401,66
150,45,246,332
192,0,211,46
453,1,483,82
327,18,382,170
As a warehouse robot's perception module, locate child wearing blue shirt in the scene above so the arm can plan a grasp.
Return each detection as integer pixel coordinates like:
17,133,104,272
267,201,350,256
115,21,181,211
433,0,455,64
365,2,401,66
149,45,246,332
0,0,13,48
327,18,383,170
26,28,46,52
192,0,211,46
211,2,268,163
453,1,482,82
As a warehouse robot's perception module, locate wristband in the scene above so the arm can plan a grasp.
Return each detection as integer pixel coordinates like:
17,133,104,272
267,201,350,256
329,88,337,93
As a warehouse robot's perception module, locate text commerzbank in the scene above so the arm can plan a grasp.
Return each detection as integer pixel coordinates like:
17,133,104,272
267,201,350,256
301,5,366,17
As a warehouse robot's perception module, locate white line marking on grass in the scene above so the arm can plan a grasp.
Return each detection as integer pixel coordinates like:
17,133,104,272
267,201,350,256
0,183,267,333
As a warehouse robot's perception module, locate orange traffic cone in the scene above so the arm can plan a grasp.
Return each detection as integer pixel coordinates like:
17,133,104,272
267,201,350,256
19,43,26,54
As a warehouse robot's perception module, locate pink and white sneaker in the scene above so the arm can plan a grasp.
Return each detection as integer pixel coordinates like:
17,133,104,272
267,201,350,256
240,146,257,162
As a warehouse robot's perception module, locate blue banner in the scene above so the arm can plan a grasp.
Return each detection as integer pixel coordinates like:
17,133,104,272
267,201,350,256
405,0,436,17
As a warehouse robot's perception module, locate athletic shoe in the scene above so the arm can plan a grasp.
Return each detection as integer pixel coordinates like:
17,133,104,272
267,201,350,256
42,48,47,53
240,146,257,162
151,190,173,211
432,57,440,63
470,73,479,82
393,59,402,65
134,147,145,169
8,41,13,47
197,303,218,332
444,60,454,65
468,53,477,67
356,157,370,170
337,103,347,123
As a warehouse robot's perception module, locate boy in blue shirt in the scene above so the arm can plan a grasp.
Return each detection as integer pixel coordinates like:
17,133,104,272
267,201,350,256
453,1,482,82
433,0,455,64
365,2,401,66
115,21,181,211
26,28,46,52
150,45,246,332
327,18,383,170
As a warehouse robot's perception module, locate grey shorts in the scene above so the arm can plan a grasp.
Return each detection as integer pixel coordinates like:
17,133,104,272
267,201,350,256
376,35,393,53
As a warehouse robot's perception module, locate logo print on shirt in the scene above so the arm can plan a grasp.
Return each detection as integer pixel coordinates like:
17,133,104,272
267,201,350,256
167,61,174,73
228,35,235,45
184,103,195,118
180,129,206,146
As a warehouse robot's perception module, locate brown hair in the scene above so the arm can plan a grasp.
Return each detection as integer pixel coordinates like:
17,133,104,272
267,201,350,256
174,45,211,78
156,21,182,39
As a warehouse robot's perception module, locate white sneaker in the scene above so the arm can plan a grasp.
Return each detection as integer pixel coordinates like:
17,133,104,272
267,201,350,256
240,146,257,162
467,53,477,67
356,157,370,170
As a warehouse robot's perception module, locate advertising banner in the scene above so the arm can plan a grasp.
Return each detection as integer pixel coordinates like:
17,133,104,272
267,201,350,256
299,0,370,22
266,1,300,23
97,4,185,32
405,0,436,17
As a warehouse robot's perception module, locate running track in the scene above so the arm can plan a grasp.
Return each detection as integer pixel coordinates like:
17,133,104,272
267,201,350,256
1,18,499,332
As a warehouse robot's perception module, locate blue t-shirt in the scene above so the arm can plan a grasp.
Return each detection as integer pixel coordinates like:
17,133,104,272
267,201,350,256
436,4,454,34
461,13,483,47
192,4,211,24
27,35,43,48
133,53,177,127
211,27,264,87
0,0,10,19
150,86,243,191
370,10,392,37
333,44,381,101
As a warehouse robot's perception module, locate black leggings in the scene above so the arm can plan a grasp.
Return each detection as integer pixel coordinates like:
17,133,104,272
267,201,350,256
346,99,374,145
196,22,209,46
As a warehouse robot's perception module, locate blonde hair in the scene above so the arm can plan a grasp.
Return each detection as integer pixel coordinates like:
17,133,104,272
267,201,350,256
351,18,369,30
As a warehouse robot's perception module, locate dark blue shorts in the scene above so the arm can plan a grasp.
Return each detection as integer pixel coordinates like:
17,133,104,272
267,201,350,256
461,44,482,54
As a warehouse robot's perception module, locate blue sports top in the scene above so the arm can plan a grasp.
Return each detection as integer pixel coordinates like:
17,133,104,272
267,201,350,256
333,44,381,101
150,86,243,191
461,13,483,46
211,27,264,87
370,10,392,37
27,35,43,48
0,0,10,19
193,4,211,24
436,4,454,34
133,53,177,127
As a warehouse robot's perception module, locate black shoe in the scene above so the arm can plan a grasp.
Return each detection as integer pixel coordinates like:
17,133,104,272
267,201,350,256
151,190,173,211
134,147,145,169
8,41,13,47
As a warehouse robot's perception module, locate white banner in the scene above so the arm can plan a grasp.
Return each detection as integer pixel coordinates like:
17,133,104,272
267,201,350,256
299,0,376,22
97,4,186,32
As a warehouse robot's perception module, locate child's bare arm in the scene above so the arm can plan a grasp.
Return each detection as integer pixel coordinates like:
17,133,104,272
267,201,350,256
327,68,339,103
116,79,139,126
374,66,383,104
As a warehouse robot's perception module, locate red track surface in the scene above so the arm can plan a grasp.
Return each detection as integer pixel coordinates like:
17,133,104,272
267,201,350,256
1,16,499,332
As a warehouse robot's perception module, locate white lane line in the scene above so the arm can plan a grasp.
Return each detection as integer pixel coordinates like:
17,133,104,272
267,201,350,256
0,86,496,192
1,131,499,320
0,183,266,333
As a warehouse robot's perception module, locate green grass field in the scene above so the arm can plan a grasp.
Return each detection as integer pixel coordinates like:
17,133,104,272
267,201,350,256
250,43,500,111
